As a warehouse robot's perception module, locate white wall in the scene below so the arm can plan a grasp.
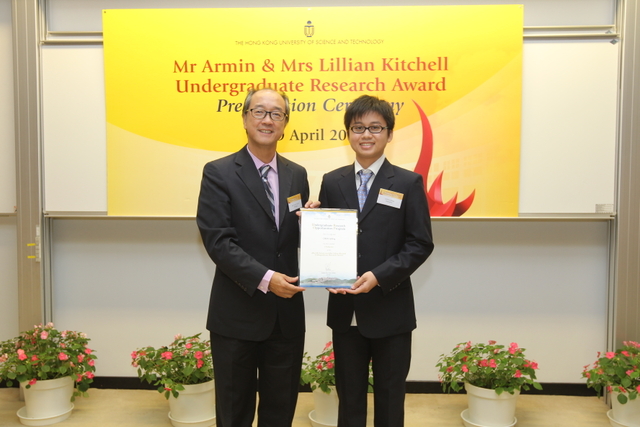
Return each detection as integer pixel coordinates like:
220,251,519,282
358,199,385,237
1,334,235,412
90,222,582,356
0,217,19,341
0,0,18,342
0,0,15,214
51,218,609,382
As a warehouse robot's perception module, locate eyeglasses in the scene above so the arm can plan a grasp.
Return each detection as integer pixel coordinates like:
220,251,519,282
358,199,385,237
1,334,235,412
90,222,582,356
350,125,388,134
247,109,287,121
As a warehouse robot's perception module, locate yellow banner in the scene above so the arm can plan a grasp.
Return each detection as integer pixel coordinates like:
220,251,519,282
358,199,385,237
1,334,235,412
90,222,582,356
103,5,522,216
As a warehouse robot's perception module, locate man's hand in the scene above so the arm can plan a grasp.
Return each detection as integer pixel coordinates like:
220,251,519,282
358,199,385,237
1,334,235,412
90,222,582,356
269,272,305,298
296,200,321,217
327,271,379,295
346,271,379,294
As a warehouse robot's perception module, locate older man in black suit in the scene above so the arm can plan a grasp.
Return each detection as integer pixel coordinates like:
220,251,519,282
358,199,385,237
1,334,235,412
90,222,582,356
318,95,435,427
197,88,313,427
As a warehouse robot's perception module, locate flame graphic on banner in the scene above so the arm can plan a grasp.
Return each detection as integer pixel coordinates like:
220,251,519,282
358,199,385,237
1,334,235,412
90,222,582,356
412,101,475,217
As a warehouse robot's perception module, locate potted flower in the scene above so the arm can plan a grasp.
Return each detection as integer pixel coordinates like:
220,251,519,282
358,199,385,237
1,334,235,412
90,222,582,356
131,333,215,427
582,340,640,426
300,341,373,427
0,323,97,424
436,340,541,427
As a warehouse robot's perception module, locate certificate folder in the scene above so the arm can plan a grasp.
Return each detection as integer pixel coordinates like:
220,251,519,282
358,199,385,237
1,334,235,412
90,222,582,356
299,209,358,288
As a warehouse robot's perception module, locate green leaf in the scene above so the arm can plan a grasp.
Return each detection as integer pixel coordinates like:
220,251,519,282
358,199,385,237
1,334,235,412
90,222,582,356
618,393,628,404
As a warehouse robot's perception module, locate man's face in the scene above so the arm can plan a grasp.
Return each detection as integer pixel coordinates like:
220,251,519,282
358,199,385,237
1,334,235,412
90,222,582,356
348,111,393,167
243,90,287,150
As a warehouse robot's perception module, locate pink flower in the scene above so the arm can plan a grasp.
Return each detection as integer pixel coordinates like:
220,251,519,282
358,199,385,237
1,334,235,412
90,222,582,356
161,351,172,360
462,365,469,373
85,372,94,379
58,352,69,361
196,359,204,369
446,366,454,373
489,359,497,368
626,369,634,376
28,378,37,386
606,352,616,359
478,359,488,367
76,374,83,382
621,351,631,357
84,348,92,355
88,359,95,366
78,354,85,363
174,334,182,340
17,349,27,361
316,363,323,371
131,351,137,359
194,351,204,360
31,355,38,361
186,343,193,349
509,343,519,355
514,370,522,378
327,362,334,369
40,331,48,340
324,341,332,350
488,340,497,345
636,385,640,393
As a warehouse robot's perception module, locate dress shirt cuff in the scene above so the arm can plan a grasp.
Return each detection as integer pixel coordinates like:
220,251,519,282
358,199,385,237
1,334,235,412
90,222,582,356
258,270,274,294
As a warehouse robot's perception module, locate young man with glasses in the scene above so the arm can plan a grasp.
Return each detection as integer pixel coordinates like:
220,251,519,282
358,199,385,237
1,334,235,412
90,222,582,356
197,88,315,427
318,94,434,427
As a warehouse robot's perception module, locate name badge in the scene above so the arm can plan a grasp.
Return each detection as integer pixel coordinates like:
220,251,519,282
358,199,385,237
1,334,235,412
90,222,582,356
287,194,303,212
377,189,403,209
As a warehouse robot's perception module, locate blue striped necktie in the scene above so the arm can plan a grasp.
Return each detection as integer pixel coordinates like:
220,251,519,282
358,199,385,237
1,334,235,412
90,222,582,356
259,164,275,217
357,169,373,211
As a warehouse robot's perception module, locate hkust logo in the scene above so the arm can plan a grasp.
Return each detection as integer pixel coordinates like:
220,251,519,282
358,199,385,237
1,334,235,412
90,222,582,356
304,21,314,37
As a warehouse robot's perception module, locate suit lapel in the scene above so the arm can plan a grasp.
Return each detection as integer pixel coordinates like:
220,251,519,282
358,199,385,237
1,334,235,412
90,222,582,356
277,154,292,228
337,165,360,211
360,159,395,221
235,146,275,223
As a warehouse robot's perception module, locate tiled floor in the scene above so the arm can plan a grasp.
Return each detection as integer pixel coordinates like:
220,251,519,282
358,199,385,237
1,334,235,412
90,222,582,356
0,388,613,427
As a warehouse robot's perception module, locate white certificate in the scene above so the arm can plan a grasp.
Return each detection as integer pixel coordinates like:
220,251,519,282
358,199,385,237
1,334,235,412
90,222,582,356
299,209,358,288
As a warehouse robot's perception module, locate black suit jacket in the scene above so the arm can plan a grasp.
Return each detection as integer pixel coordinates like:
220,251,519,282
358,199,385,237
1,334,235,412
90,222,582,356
197,145,309,341
319,159,434,339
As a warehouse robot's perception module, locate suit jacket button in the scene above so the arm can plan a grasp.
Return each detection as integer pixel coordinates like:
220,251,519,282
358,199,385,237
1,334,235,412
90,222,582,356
276,252,281,257
358,228,363,234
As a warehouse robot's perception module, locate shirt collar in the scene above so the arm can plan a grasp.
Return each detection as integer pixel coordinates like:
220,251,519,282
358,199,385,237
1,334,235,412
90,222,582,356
247,146,278,173
355,154,385,177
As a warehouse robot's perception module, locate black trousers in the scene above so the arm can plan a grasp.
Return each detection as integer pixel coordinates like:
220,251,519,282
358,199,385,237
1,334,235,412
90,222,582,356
210,326,304,427
333,327,412,427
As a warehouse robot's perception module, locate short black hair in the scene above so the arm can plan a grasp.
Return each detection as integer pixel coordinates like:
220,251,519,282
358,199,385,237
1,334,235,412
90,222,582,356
343,95,395,132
